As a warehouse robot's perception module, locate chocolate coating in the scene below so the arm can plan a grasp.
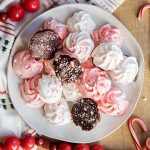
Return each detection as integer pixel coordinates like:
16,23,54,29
71,98,100,131
53,55,82,83
29,29,61,59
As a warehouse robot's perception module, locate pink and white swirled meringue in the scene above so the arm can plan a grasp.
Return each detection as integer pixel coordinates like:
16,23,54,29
44,59,56,76
92,43,124,70
91,24,122,47
108,57,139,85
38,75,63,104
98,86,129,116
63,31,94,63
13,50,43,79
67,11,96,33
77,68,111,101
44,18,69,40
44,98,71,125
20,75,44,108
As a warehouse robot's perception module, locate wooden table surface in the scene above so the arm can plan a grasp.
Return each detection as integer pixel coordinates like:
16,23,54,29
98,0,150,149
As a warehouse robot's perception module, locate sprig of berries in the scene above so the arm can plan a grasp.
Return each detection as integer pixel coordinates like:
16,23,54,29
0,135,104,150
0,0,40,22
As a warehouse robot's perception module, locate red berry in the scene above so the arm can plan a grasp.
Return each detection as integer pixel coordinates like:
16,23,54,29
49,143,57,150
4,136,20,150
74,144,90,150
91,144,104,150
21,135,35,150
35,137,45,146
35,137,50,149
7,4,25,21
0,12,8,22
0,146,3,150
58,142,72,150
22,0,40,12
36,137,49,148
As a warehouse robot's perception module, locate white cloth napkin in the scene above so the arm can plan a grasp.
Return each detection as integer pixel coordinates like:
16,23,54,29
0,0,125,139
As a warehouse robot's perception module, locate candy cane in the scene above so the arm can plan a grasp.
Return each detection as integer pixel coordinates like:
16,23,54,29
129,116,148,150
146,137,150,150
138,4,150,20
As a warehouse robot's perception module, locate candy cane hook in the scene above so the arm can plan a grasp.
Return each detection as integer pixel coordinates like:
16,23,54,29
146,137,150,150
138,4,150,20
129,116,148,150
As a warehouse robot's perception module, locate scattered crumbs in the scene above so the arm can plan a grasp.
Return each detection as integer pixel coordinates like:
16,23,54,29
142,96,147,101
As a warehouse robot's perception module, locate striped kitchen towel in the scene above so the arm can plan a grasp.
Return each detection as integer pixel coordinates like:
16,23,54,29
59,0,125,13
0,20,22,140
91,0,125,13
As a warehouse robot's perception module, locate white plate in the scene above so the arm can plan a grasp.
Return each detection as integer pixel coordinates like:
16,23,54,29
7,4,144,143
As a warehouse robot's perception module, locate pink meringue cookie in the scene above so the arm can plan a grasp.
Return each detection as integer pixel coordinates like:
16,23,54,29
44,18,69,41
63,31,94,63
20,75,44,108
77,67,111,101
13,50,43,79
98,86,129,116
44,59,56,76
91,24,122,47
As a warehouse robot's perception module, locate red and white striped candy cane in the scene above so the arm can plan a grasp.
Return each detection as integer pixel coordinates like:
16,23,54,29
138,4,150,20
146,137,150,150
129,116,148,150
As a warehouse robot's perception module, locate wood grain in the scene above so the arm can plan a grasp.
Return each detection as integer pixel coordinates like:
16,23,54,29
98,0,150,149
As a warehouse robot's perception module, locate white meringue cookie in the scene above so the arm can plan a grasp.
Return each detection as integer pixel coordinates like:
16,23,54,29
38,75,63,104
108,57,139,84
92,43,124,70
63,31,94,63
63,83,82,102
67,11,96,33
44,98,71,125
